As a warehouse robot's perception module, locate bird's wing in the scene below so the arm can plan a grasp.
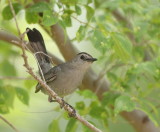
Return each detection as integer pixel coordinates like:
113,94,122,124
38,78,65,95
44,66,61,83
35,66,61,93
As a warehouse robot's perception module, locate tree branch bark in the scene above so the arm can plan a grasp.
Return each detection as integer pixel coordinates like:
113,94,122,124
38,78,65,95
0,115,20,132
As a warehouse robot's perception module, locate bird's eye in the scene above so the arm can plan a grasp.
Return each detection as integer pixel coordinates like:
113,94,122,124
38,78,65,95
80,55,85,60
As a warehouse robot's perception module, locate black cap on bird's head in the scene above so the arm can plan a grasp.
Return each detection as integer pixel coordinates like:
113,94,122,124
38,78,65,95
77,52,97,62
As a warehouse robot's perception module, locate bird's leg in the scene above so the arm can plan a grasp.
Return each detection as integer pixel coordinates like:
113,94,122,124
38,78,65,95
48,95,56,102
48,96,76,117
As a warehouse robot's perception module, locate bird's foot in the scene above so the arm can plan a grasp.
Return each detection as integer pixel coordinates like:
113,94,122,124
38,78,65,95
60,98,76,117
48,96,56,102
48,96,76,117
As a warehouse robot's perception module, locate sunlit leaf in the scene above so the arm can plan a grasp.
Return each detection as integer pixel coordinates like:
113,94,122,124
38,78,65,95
25,10,39,24
42,10,59,26
75,5,81,15
62,14,72,27
85,5,94,21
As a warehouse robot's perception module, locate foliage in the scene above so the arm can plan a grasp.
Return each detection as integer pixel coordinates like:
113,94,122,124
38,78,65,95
0,0,160,132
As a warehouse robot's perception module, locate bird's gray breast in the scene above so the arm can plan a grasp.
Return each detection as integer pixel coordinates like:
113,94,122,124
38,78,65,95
48,66,84,97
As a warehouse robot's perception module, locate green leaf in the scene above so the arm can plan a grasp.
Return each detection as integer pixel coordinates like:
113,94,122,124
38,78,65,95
2,3,22,20
76,25,86,42
0,104,10,114
136,98,159,126
24,79,36,90
85,5,94,21
75,5,81,15
77,90,97,99
4,86,15,108
15,87,29,105
135,62,157,76
62,14,72,27
90,29,111,54
111,33,132,61
42,10,58,26
0,86,10,105
27,2,50,13
61,0,77,5
114,95,135,115
102,92,120,106
87,0,92,4
64,9,75,14
89,105,105,119
0,60,16,76
0,85,15,113
65,118,77,132
25,10,39,24
48,120,60,132
76,101,85,110
0,41,19,57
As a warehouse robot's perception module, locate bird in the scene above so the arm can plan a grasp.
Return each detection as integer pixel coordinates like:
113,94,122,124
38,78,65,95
26,28,97,102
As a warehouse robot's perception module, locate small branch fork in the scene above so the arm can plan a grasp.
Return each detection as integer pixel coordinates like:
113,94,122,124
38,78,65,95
8,0,102,132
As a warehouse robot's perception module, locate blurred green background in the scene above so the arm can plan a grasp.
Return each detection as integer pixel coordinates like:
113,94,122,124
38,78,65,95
0,0,160,132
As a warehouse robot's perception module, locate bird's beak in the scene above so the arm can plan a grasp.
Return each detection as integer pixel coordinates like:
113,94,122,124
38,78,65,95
86,58,97,62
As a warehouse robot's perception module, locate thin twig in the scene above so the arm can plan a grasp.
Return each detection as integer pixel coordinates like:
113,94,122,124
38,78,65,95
71,16,95,29
8,0,102,132
0,115,19,132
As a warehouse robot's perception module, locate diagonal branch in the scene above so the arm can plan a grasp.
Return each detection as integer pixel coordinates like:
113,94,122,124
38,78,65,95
0,115,20,132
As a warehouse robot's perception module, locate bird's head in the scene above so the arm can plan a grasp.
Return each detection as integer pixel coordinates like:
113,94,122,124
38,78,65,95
71,52,97,70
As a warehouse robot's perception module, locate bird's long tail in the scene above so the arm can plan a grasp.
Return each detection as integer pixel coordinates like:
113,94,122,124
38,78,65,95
26,28,51,74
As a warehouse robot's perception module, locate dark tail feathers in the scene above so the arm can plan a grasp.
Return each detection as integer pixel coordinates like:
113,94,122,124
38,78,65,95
26,28,51,73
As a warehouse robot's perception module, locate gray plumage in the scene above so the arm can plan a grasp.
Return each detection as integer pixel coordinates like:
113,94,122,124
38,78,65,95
27,28,97,98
